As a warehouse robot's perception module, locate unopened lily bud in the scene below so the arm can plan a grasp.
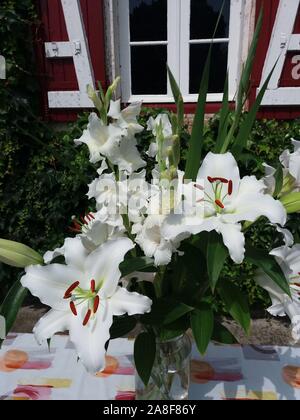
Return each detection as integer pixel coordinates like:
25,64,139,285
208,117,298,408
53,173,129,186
0,239,43,268
87,84,103,113
280,192,300,214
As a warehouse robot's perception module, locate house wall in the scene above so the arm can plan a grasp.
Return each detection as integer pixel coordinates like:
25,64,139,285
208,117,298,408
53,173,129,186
34,0,300,121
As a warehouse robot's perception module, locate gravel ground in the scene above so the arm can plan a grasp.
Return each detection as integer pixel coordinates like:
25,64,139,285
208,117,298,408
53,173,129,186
12,305,298,346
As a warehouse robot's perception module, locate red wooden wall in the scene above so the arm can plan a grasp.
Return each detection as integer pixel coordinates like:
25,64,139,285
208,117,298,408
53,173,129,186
252,0,300,119
35,0,107,121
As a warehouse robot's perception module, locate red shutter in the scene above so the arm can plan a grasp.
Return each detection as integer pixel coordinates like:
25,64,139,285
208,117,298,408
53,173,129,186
251,0,300,119
35,0,107,122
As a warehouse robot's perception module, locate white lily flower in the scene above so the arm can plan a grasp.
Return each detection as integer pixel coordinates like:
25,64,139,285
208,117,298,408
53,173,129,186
44,215,123,261
280,139,300,187
108,100,144,136
163,152,287,264
22,237,152,374
74,113,123,164
121,271,156,288
263,139,300,195
255,242,300,342
44,237,89,265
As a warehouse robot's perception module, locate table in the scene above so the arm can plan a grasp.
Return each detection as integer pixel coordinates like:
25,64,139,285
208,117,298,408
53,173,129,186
0,333,299,400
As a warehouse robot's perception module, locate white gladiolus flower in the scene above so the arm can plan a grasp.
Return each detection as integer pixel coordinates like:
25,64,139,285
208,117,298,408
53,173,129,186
22,238,152,374
163,152,287,264
108,100,144,136
74,113,123,164
108,135,146,175
88,173,127,212
136,215,179,267
146,114,174,159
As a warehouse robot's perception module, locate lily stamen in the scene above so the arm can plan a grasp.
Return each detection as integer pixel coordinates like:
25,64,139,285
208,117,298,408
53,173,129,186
64,281,80,299
70,301,78,316
228,180,233,196
93,296,100,314
83,309,92,326
215,199,225,209
91,279,96,293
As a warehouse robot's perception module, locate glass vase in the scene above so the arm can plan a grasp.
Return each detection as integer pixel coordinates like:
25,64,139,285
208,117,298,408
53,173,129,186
135,334,192,400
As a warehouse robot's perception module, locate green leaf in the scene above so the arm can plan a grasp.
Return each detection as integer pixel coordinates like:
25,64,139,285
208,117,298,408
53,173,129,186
245,246,291,297
0,279,27,345
218,281,251,334
273,164,284,198
214,73,230,153
109,316,137,340
185,2,225,179
141,299,193,326
0,238,43,268
231,59,278,159
191,304,214,355
167,65,184,135
134,332,156,386
120,257,155,277
220,9,263,153
212,322,238,345
162,302,194,325
159,316,190,342
185,48,211,181
207,232,228,291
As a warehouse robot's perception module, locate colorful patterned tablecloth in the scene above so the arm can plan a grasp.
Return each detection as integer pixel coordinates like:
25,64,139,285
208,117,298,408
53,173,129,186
0,333,300,400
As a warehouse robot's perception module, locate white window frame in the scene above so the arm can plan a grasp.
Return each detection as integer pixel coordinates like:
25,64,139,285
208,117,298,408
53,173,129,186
117,0,245,103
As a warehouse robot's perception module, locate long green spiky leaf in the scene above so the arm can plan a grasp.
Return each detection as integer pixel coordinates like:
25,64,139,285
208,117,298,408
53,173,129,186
214,73,230,153
220,9,263,153
185,1,225,180
231,61,277,159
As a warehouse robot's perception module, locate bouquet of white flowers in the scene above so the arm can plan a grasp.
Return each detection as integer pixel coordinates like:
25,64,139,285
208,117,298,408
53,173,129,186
1,11,300,399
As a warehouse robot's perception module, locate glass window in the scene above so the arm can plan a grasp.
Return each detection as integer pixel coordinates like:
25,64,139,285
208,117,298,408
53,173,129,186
118,0,243,102
131,45,168,94
190,0,230,40
130,0,167,42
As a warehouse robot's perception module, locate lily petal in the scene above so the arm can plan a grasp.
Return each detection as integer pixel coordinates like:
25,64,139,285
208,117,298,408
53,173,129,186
197,152,240,199
34,309,70,344
69,299,113,373
217,222,245,264
85,237,135,297
110,286,152,316
21,264,82,311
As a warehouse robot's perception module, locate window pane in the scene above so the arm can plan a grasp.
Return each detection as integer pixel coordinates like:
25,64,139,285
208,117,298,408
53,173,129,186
131,46,167,95
190,0,230,39
189,43,228,94
130,0,167,42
